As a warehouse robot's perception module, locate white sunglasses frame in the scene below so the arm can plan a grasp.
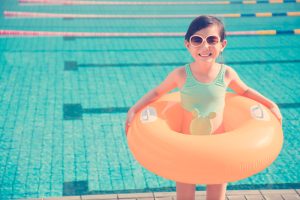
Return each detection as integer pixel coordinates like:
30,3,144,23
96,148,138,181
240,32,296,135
189,35,221,47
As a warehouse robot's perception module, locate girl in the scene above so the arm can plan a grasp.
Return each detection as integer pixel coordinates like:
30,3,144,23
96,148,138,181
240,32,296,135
125,15,282,200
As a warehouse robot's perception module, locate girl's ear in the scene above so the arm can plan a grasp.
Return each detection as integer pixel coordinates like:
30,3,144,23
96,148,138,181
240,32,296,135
220,39,227,52
184,40,190,49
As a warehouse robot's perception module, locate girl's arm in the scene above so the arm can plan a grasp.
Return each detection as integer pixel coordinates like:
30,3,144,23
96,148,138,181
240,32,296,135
125,69,180,134
227,67,282,124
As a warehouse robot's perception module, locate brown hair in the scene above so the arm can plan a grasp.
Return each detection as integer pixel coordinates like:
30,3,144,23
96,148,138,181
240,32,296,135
185,15,226,42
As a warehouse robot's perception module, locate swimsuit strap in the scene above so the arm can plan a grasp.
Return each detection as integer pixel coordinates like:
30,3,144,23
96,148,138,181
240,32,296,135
185,63,193,76
214,64,226,87
184,64,194,85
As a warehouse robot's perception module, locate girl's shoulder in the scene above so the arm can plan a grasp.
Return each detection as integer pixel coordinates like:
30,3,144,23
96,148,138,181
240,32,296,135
169,66,186,88
223,65,241,85
223,64,237,79
169,66,186,78
175,66,186,76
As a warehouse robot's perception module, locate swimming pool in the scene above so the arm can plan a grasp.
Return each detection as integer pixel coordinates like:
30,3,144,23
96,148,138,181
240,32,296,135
0,0,300,199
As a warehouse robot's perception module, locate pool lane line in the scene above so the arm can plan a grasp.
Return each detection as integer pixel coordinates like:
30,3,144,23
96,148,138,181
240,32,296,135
63,101,300,117
0,29,299,37
4,11,300,19
18,0,299,6
65,60,300,71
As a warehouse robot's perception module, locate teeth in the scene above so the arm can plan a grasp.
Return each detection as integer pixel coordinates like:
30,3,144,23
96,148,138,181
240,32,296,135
199,53,212,57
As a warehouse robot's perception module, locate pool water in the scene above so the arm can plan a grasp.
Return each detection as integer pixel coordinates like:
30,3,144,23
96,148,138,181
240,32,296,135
0,0,300,199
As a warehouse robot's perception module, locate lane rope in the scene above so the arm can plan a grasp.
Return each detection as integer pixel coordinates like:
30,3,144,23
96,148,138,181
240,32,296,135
4,11,300,18
18,0,299,5
0,29,299,37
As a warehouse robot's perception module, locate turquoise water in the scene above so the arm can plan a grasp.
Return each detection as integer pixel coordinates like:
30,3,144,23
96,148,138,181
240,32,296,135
0,0,300,199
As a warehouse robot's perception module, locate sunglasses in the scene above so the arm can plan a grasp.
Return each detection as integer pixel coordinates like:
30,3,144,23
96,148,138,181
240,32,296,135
189,35,220,47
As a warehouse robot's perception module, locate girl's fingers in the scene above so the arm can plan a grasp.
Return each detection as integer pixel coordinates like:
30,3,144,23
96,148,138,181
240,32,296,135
125,114,134,135
270,108,282,125
125,118,129,135
125,119,130,135
125,109,137,135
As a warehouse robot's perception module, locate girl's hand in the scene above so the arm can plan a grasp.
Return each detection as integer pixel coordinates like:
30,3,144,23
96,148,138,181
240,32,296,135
269,104,282,125
125,108,136,135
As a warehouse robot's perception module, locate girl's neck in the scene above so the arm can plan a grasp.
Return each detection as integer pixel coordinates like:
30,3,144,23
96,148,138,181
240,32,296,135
190,61,217,75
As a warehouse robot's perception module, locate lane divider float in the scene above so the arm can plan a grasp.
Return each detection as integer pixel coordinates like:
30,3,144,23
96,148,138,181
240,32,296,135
0,29,299,37
18,0,299,5
4,11,300,18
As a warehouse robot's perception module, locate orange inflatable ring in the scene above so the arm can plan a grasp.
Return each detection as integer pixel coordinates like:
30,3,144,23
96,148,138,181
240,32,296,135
127,92,283,184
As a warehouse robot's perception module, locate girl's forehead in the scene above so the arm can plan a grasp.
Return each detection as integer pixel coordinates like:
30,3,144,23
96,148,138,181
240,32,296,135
193,25,220,36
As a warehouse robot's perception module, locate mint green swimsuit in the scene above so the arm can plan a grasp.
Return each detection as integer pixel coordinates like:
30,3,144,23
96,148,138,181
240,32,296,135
180,64,227,117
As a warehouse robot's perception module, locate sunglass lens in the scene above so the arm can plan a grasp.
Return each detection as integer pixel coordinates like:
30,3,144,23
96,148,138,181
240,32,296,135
190,36,203,46
207,36,219,45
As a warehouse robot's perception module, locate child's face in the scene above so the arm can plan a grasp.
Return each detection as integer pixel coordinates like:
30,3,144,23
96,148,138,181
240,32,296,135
185,25,227,64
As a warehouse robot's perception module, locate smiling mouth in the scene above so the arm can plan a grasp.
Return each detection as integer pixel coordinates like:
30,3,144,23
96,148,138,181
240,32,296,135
198,53,212,57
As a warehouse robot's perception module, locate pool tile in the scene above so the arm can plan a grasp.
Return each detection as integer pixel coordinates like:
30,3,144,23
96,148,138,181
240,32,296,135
63,180,88,196
262,194,284,200
244,194,264,200
260,189,297,194
281,193,300,200
118,199,136,200
195,191,206,195
195,196,206,200
63,104,83,120
63,37,76,41
19,199,42,200
118,192,154,198
81,194,118,200
227,190,261,195
44,196,81,200
153,192,176,198
155,197,174,200
227,195,246,200
64,61,78,71
136,198,155,200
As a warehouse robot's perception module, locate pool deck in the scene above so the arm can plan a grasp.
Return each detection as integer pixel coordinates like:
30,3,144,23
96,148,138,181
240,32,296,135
25,189,300,200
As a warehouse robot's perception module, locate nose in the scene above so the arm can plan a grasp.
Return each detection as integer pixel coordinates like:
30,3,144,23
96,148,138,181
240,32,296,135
199,41,210,50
